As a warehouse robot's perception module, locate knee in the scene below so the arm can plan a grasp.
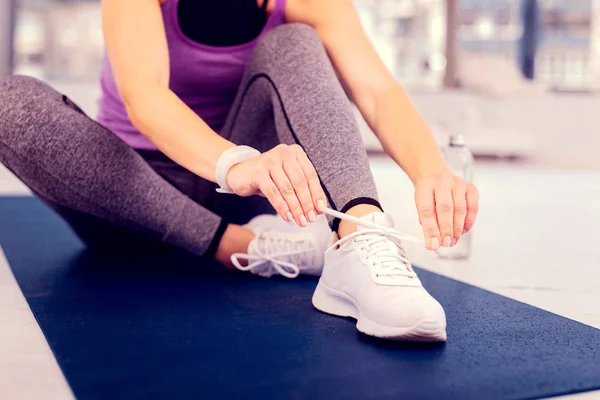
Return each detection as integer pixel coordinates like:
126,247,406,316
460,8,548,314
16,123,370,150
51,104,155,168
0,75,55,141
253,23,328,71
0,75,50,105
264,23,321,47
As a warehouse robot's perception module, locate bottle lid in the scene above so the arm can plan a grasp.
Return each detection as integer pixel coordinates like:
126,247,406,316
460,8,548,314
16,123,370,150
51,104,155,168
449,134,466,147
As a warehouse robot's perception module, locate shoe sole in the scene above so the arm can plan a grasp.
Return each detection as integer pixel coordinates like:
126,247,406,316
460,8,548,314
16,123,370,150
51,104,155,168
312,281,447,342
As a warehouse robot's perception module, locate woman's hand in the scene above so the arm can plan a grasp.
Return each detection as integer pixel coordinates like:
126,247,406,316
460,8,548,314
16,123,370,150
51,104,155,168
415,174,480,250
227,144,326,227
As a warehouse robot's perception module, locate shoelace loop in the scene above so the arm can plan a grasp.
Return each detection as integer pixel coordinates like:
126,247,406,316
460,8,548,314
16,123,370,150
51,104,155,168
231,231,317,278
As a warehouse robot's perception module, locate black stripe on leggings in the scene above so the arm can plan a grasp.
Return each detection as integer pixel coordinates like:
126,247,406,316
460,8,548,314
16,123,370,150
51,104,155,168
229,73,338,213
205,218,229,258
331,197,383,233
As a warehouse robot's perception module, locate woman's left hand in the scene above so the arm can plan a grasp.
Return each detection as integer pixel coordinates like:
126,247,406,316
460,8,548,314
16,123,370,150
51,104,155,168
414,174,480,250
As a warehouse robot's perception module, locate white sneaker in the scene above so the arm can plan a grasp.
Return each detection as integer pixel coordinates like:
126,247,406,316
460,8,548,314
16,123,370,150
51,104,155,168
231,214,332,278
312,212,447,342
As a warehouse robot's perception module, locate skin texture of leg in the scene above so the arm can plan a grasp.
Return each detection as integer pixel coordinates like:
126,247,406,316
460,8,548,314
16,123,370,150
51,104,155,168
215,224,256,269
337,204,383,239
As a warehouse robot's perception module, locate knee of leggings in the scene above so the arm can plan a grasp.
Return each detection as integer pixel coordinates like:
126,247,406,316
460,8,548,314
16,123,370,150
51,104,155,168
254,23,328,70
0,74,50,102
267,23,321,44
0,75,55,143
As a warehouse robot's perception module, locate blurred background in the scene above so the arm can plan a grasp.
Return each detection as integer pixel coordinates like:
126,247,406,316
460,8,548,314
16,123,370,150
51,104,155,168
2,0,599,168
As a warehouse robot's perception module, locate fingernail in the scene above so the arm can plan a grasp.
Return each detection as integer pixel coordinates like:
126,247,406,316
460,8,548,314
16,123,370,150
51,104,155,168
285,211,293,222
308,210,317,222
317,200,326,212
451,238,457,247
443,236,452,247
463,229,468,235
430,237,439,250
299,215,308,227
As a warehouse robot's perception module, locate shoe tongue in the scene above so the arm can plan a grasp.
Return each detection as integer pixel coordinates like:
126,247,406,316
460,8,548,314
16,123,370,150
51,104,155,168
357,212,413,272
358,212,394,230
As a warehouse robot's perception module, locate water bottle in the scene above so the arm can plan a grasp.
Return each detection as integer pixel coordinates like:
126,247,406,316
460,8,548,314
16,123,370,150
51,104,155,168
436,134,474,260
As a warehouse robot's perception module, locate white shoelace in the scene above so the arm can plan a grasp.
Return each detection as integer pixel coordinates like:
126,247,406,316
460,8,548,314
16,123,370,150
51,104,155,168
231,231,318,278
324,209,424,278
231,208,424,278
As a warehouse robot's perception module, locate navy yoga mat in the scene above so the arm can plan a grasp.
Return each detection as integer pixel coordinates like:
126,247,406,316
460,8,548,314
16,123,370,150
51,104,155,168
2,196,600,400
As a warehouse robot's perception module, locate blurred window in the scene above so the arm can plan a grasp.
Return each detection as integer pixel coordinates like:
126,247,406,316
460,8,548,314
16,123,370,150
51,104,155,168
15,0,103,81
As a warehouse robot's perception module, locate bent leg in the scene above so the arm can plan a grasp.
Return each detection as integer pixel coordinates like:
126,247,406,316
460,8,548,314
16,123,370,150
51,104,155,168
220,23,381,233
0,75,226,257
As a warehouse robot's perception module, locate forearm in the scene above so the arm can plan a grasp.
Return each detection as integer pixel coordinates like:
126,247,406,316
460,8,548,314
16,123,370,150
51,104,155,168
124,84,235,182
369,86,450,183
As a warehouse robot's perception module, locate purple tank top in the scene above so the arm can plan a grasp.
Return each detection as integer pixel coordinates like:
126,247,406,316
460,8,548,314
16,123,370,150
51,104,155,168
96,0,287,150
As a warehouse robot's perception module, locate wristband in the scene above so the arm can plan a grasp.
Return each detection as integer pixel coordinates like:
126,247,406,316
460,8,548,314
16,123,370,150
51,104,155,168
215,145,261,194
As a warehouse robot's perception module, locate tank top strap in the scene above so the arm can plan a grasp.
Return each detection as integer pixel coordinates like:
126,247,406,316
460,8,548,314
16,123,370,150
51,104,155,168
268,0,287,25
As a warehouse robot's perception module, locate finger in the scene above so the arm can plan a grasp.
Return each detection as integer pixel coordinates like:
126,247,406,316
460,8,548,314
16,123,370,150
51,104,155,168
282,158,313,227
464,183,480,233
269,167,303,225
415,180,441,250
451,179,468,245
297,152,327,216
434,176,455,248
257,172,291,222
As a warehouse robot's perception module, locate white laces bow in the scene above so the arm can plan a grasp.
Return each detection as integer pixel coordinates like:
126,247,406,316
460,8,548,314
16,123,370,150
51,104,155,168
231,231,318,278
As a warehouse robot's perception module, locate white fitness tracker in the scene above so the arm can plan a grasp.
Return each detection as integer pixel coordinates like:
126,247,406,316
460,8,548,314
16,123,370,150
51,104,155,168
215,145,261,194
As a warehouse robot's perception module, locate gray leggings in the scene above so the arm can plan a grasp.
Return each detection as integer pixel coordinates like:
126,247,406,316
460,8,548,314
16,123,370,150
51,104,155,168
0,24,380,258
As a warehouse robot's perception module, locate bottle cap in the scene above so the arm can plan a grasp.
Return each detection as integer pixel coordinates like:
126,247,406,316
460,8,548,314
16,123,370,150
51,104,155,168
449,134,466,147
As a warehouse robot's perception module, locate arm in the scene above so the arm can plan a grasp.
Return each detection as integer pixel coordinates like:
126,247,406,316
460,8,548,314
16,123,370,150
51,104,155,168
102,0,325,225
102,0,234,182
288,0,479,248
287,0,445,182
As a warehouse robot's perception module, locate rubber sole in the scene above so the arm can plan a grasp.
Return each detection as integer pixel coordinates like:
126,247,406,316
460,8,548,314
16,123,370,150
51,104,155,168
312,281,447,342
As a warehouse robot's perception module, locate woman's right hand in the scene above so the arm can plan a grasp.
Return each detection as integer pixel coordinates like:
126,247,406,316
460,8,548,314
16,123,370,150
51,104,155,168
226,144,327,226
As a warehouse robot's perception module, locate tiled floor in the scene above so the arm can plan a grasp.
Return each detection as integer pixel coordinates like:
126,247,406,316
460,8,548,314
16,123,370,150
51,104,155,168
1,80,600,398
